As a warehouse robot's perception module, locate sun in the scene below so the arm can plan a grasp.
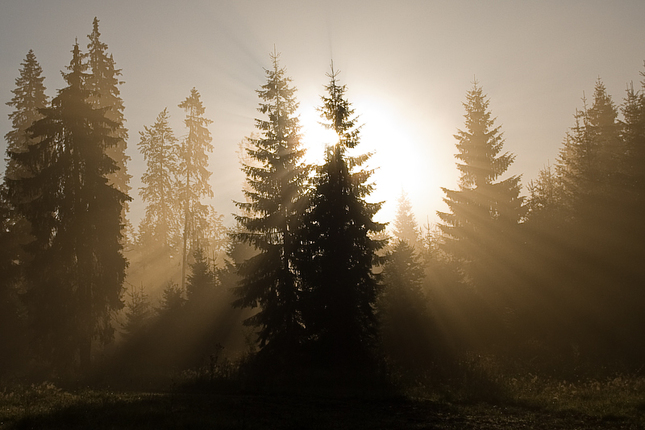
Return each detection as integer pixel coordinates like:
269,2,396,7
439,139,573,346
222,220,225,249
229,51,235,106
297,98,453,229
298,106,338,165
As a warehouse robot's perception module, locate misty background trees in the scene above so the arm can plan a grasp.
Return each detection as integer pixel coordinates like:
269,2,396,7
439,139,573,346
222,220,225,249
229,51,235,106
2,16,645,384
5,40,128,372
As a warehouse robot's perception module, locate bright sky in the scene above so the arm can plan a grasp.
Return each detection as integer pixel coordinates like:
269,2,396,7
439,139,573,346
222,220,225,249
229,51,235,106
2,1,645,231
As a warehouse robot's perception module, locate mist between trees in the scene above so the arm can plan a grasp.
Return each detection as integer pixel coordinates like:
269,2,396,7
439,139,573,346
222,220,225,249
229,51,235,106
2,17,645,389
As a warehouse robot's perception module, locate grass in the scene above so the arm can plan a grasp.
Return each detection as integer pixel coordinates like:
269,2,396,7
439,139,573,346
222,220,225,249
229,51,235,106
1,373,644,429
506,373,645,419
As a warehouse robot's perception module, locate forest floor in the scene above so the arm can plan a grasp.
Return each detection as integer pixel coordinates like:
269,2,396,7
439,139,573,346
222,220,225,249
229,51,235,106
1,379,644,430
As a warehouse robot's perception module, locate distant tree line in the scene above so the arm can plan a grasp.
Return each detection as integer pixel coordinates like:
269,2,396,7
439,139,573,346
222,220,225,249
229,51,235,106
2,17,645,384
423,75,645,375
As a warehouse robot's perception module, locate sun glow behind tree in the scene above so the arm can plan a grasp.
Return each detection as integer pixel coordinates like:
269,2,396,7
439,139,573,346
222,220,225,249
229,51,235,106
298,94,453,228
298,105,338,165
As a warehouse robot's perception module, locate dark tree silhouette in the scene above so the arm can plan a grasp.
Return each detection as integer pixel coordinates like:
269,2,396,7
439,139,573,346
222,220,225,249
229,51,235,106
233,52,309,354
0,184,29,374
379,240,435,371
2,50,48,372
297,65,386,368
86,17,131,231
7,43,129,371
121,284,152,340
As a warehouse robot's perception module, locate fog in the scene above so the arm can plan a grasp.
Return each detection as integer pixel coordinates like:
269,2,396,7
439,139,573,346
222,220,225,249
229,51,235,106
2,4,645,423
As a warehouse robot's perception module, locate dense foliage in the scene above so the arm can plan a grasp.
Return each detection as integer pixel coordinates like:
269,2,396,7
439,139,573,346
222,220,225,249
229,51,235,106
233,52,309,355
6,42,128,371
296,66,386,368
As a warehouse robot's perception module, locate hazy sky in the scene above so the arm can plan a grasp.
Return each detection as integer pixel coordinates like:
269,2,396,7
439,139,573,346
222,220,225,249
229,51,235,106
2,0,645,230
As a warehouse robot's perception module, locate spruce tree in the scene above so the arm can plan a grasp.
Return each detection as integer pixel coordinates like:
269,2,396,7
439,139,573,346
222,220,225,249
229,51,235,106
186,247,217,303
121,285,152,340
158,281,185,316
137,108,181,249
297,66,386,367
557,81,621,219
554,80,639,361
392,191,422,249
233,52,309,353
556,81,623,273
3,50,48,367
438,81,523,292
178,88,213,289
525,164,564,223
7,43,128,370
4,49,48,180
86,17,131,223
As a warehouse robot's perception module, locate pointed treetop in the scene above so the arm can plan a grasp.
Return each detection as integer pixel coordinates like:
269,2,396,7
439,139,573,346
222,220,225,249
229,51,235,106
271,45,279,63
88,17,108,58
179,87,208,117
393,191,421,247
62,42,88,89
5,49,48,180
454,81,514,189
319,63,361,149
6,49,47,112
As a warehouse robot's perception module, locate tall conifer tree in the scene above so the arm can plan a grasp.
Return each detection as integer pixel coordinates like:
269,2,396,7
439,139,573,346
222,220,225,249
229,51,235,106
438,81,523,292
233,52,309,353
7,43,128,370
137,108,181,249
4,49,48,180
297,66,386,366
86,18,131,227
3,51,48,364
549,80,640,361
178,88,213,289
556,81,623,270
557,81,621,219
